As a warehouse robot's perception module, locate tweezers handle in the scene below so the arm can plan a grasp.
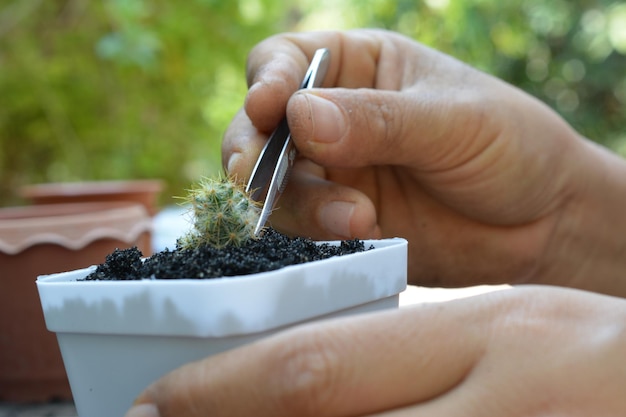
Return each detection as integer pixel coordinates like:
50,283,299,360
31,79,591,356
246,48,330,234
246,117,291,202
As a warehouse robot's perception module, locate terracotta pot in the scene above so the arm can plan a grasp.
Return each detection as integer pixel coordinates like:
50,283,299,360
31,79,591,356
0,202,153,402
20,179,163,216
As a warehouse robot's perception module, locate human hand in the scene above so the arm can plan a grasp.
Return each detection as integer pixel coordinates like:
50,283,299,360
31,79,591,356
223,29,626,293
126,285,626,416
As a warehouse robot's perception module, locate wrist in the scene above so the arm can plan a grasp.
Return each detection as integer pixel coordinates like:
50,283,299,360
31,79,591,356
538,138,626,297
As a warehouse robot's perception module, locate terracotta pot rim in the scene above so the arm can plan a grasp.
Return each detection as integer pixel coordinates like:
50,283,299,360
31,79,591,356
20,179,163,199
0,202,153,255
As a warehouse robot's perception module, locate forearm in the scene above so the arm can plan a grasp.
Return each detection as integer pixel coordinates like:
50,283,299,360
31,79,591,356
539,137,626,297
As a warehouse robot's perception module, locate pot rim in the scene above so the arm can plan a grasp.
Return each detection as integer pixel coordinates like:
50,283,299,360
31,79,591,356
0,202,152,254
37,238,408,337
20,179,163,199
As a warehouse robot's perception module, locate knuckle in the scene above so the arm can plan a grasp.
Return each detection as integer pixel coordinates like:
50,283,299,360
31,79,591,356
268,331,341,415
361,93,402,161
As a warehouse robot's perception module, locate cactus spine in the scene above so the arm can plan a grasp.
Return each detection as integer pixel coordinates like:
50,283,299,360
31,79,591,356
178,176,261,249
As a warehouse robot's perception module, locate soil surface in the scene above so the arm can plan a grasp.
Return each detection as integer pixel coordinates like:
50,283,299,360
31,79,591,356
85,228,369,280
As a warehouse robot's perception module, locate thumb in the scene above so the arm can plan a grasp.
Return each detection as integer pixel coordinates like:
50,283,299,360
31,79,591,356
286,88,483,171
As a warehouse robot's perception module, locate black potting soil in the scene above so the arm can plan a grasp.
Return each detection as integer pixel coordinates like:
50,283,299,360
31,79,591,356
84,228,370,280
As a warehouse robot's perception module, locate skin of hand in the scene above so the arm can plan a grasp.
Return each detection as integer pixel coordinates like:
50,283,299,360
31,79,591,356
124,29,626,417
223,29,626,294
127,285,626,417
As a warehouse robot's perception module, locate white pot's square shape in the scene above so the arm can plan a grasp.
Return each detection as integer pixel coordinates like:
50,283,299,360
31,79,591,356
37,238,407,417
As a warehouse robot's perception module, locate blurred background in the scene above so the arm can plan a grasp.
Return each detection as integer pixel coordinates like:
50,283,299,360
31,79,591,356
1,0,625,207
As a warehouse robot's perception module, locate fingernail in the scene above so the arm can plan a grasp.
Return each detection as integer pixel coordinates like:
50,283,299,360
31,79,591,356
319,201,355,238
226,151,241,175
295,93,346,143
125,403,160,417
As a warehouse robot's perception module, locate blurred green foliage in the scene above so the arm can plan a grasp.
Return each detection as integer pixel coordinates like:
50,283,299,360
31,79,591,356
1,0,625,207
0,0,291,206
356,0,626,152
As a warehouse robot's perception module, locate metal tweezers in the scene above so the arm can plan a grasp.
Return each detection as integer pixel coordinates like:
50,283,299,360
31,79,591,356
245,48,331,235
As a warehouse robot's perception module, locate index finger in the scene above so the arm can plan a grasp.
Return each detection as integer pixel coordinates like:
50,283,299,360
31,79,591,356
244,30,384,133
128,293,495,417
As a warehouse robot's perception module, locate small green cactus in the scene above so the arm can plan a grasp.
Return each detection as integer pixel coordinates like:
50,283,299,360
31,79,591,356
177,176,261,249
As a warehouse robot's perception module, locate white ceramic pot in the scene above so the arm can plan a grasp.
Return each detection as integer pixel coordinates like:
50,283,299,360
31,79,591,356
37,238,407,417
